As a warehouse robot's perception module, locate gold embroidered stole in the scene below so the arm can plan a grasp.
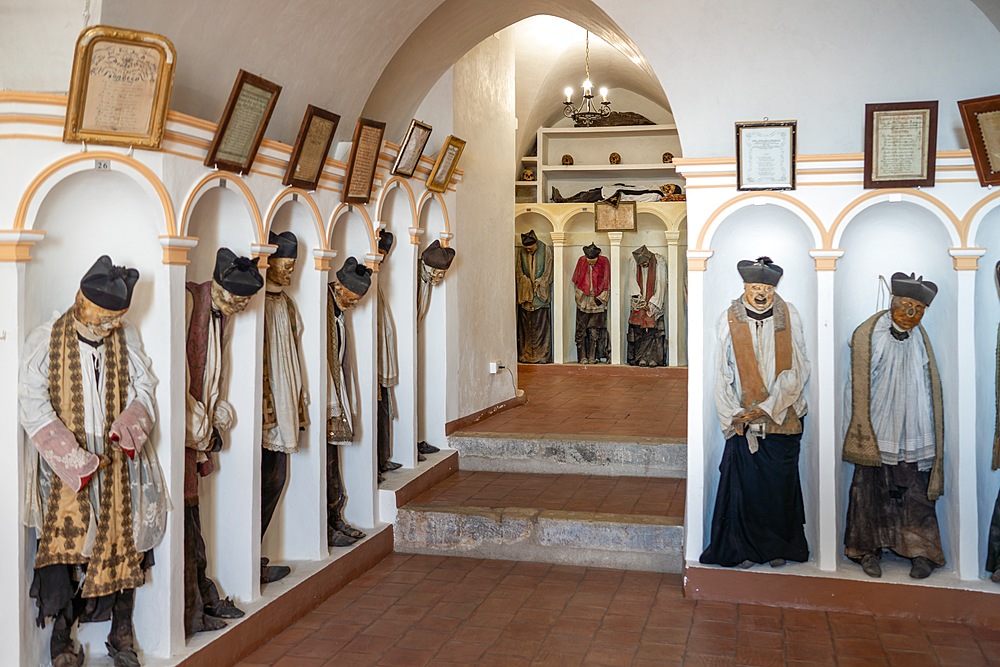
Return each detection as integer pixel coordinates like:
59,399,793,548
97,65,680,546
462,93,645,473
37,310,144,597
726,295,801,435
261,291,307,432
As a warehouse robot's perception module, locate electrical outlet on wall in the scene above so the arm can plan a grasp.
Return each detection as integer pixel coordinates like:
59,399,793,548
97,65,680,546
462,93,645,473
489,361,504,374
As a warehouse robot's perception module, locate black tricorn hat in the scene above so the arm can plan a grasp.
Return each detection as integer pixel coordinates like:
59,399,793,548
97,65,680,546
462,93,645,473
80,255,139,311
891,272,937,306
583,243,602,259
521,229,538,247
421,240,456,270
336,256,372,297
737,256,783,286
269,231,298,259
214,248,264,297
632,245,653,265
378,230,394,256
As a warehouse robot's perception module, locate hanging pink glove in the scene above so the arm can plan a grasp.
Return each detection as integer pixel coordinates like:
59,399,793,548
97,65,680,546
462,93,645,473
29,420,100,492
110,402,153,460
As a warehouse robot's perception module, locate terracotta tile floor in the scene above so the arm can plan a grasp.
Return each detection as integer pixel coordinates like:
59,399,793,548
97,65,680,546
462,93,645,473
237,553,999,667
462,367,687,440
410,470,686,519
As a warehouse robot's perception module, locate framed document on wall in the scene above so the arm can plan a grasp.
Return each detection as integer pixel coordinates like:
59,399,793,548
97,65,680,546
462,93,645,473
204,70,282,174
283,105,340,190
864,101,938,189
64,25,176,149
391,119,433,177
958,94,1000,187
342,117,387,204
736,120,796,191
595,201,637,232
426,135,466,193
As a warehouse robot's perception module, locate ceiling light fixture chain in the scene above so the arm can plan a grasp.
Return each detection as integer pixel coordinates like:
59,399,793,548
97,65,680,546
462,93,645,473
563,29,611,127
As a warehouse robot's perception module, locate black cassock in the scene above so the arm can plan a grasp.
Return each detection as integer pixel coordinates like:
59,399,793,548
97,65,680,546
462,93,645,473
700,430,809,567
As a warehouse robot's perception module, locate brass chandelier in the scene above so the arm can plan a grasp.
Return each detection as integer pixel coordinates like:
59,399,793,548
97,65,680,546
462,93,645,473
563,31,611,127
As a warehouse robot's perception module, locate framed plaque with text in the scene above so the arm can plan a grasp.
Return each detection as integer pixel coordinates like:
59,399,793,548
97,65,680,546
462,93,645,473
342,117,387,204
958,94,1000,187
283,105,340,190
594,201,637,232
64,25,176,150
864,101,938,189
204,70,282,174
426,135,466,193
736,120,796,191
391,119,433,178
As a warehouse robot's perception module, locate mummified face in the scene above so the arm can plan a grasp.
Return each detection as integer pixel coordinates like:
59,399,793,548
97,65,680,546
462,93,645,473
428,266,447,286
890,295,926,331
266,257,296,287
332,281,362,311
743,282,775,312
211,280,253,317
73,290,126,339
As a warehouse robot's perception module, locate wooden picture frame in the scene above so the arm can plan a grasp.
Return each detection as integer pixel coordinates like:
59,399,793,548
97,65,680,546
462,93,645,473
426,135,466,193
864,101,938,189
594,201,637,232
63,25,176,150
391,119,433,177
204,70,282,174
958,94,1000,187
283,105,340,190
736,120,796,191
342,117,387,204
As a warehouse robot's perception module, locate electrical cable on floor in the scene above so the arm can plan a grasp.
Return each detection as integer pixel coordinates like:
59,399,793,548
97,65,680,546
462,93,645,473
500,364,525,402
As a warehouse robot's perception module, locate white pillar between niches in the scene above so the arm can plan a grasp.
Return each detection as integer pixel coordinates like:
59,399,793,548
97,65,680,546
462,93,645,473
608,232,624,365
952,251,985,581
684,251,712,562
0,261,29,666
384,231,419,471
665,230,681,366
810,250,844,572
551,231,566,364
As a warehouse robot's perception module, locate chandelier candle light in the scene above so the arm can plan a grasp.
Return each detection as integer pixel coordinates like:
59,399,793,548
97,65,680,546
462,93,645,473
563,30,611,127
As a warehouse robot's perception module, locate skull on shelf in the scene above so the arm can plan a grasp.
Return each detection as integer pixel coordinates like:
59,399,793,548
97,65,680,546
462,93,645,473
609,152,621,165
561,154,574,165
662,151,674,164
521,168,535,181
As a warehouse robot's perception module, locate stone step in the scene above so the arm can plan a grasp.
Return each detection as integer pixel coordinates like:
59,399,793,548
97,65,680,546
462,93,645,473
394,471,685,573
394,505,682,573
447,432,687,478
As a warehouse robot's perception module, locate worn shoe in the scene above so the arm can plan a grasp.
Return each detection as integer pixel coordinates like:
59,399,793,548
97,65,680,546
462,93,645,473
861,554,882,578
738,559,754,569
261,564,291,584
417,441,440,455
52,648,85,667
418,452,427,462
107,643,140,667
909,556,935,580
198,615,227,632
383,461,403,471
769,558,786,568
329,529,358,548
335,520,366,539
205,596,245,619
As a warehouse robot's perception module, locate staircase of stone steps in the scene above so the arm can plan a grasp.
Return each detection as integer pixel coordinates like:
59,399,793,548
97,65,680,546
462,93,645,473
394,363,688,573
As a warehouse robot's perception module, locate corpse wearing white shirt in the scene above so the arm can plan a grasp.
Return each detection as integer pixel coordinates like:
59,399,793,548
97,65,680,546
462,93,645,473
182,248,263,635
843,272,944,580
19,255,167,667
700,256,810,569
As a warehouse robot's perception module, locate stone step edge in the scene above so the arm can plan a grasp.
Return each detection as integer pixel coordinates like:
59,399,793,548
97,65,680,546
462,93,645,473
394,505,682,573
450,431,687,446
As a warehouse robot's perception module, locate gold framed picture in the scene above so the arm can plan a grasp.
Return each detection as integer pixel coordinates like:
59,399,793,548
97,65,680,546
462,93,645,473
864,101,938,189
283,105,340,190
595,201,637,232
63,25,176,150
204,70,282,175
425,135,466,193
391,119,433,178
342,117,387,204
958,94,1000,187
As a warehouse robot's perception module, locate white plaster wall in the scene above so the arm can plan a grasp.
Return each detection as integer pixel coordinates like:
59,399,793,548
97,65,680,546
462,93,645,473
452,29,519,417
0,0,90,91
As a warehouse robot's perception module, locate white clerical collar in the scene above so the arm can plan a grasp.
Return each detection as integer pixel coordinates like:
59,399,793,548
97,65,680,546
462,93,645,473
265,283,284,294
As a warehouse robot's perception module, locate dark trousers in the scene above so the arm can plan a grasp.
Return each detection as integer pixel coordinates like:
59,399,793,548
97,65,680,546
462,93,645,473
261,448,288,539
327,443,347,530
845,461,945,566
989,486,1000,574
377,385,392,472
184,502,223,635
